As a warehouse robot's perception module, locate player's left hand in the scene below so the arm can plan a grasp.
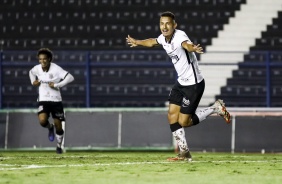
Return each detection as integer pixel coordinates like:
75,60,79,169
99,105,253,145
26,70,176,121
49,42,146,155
193,44,204,54
49,82,54,87
48,82,58,90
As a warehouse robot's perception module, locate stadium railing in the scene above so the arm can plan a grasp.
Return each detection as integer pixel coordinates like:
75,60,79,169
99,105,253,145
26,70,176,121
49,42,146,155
0,50,282,108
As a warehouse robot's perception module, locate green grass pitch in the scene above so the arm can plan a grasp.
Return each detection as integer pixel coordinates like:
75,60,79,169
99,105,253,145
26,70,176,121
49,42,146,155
1,151,282,184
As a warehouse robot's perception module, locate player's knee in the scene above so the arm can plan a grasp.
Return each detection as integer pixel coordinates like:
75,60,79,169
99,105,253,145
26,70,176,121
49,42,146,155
167,112,178,123
180,119,193,127
191,114,200,126
39,119,49,127
180,115,200,127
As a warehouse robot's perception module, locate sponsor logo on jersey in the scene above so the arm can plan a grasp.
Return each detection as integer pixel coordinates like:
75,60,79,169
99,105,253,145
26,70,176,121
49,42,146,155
40,80,50,84
169,54,180,64
180,78,189,82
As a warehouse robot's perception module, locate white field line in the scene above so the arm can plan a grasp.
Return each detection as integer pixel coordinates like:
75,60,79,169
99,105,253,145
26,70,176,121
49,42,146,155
0,154,264,160
0,155,95,160
1,160,282,171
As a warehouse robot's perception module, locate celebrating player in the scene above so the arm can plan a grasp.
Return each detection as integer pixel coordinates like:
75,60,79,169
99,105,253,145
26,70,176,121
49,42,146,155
29,48,74,154
126,11,231,161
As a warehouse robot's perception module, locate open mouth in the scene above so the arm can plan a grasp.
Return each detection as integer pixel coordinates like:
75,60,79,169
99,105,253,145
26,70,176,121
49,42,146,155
162,29,169,34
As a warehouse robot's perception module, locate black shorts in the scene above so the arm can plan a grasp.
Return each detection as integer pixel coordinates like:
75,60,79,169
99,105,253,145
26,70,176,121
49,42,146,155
168,79,205,114
37,101,65,121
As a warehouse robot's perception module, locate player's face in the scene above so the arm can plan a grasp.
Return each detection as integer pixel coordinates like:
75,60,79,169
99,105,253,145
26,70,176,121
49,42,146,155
159,16,176,39
38,54,51,68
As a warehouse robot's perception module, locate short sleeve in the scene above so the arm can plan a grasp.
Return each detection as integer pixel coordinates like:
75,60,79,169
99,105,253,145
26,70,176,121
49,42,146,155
156,34,164,45
176,32,190,47
54,64,68,79
30,65,38,76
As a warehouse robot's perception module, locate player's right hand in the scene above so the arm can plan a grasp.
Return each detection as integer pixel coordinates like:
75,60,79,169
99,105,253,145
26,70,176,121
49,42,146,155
126,35,138,47
33,80,41,86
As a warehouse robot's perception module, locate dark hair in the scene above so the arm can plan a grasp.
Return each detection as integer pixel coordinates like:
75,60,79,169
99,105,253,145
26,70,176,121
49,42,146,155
160,11,175,21
37,48,53,62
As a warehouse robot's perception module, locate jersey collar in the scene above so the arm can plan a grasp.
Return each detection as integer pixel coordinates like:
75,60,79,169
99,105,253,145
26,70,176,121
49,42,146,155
165,29,176,44
42,63,51,72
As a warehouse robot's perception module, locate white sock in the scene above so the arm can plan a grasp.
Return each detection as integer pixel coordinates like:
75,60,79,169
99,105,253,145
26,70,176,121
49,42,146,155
195,107,215,122
56,134,64,148
172,128,189,152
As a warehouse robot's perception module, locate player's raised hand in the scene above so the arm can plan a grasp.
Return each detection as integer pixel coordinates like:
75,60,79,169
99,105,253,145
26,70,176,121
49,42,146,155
126,35,138,47
193,44,204,54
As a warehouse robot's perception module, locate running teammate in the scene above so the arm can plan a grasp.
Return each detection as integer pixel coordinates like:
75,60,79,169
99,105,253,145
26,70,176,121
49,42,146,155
29,48,74,154
126,11,231,161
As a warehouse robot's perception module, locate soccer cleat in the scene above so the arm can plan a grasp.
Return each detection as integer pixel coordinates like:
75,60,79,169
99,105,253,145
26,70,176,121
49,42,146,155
56,147,63,154
48,125,55,142
167,150,192,162
213,99,231,124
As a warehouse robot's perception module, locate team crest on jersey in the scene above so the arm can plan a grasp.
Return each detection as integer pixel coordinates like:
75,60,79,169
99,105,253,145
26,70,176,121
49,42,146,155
49,73,54,79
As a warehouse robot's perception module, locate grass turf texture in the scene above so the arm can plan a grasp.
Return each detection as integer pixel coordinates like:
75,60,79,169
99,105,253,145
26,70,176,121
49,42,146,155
0,151,282,184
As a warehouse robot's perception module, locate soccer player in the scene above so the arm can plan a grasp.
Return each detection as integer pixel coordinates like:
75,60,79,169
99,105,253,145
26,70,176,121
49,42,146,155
126,11,231,161
29,48,74,154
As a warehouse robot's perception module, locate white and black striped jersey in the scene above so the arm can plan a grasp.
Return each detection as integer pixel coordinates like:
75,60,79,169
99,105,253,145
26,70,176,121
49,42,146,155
29,63,69,102
156,29,204,86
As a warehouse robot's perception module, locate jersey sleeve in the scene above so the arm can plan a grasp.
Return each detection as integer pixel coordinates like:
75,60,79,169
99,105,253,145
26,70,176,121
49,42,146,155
29,65,38,76
55,64,69,79
156,34,164,45
29,66,38,84
177,31,190,47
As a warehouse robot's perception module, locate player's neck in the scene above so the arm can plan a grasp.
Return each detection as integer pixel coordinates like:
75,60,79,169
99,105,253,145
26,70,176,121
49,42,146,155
165,30,175,43
42,64,50,72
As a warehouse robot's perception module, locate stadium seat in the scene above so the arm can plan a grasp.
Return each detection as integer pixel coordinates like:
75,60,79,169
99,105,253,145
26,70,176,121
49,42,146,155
243,52,267,62
91,85,108,96
270,52,282,61
4,0,282,108
220,8,282,107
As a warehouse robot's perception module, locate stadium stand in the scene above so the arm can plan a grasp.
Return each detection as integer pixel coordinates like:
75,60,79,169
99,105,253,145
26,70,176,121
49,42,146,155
216,10,282,107
1,0,281,108
0,0,245,51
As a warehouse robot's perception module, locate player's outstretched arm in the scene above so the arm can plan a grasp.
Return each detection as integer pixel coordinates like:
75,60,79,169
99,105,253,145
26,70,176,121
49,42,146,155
126,35,158,48
182,41,204,54
52,73,74,88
